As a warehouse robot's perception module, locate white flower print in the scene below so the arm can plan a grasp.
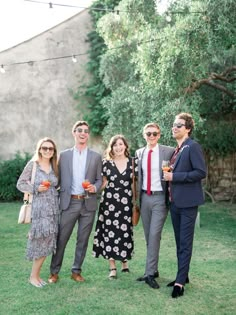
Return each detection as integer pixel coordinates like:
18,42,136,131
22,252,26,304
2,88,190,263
108,231,115,238
114,193,119,199
109,182,114,188
104,237,109,242
124,206,129,211
121,251,127,258
113,220,119,226
121,224,127,231
121,197,128,204
109,204,115,211
99,214,104,222
106,246,111,252
114,239,119,244
106,169,111,175
104,210,109,216
124,233,129,238
123,181,129,187
113,246,119,252
114,212,120,217
106,192,112,199
127,243,132,249
106,219,111,225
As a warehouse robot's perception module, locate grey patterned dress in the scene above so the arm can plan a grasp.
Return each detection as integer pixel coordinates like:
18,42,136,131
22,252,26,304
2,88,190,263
17,160,59,261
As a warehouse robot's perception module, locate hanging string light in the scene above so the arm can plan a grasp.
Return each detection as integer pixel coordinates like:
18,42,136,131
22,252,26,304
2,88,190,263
0,65,5,74
72,55,77,63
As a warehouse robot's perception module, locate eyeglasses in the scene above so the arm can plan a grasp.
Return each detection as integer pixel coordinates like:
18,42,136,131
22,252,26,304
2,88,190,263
75,128,89,134
172,123,186,128
41,146,54,152
146,132,159,137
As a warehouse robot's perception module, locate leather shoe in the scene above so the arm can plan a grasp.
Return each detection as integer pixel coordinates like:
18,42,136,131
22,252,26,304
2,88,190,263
171,285,184,298
48,274,59,283
136,271,159,281
167,276,189,287
71,272,85,282
145,276,160,289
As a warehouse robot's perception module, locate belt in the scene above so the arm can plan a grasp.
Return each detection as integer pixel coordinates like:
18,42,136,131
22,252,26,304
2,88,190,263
142,190,163,195
71,194,85,200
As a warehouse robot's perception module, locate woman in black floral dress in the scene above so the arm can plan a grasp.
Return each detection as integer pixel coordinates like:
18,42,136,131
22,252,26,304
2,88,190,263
93,135,137,279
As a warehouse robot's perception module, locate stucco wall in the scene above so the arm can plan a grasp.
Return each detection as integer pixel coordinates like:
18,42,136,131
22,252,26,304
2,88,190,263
0,9,103,159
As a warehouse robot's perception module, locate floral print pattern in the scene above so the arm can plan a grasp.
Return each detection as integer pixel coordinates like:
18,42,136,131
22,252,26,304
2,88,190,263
93,158,137,261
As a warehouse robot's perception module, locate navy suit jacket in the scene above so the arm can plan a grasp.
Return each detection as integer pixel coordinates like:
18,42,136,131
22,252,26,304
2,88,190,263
171,138,206,208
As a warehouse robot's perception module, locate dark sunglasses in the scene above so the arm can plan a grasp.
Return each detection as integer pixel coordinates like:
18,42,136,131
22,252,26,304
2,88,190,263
146,132,159,137
172,123,186,128
75,128,89,134
41,146,54,152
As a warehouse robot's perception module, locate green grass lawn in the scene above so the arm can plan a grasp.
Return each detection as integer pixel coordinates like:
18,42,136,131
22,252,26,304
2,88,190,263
0,202,235,315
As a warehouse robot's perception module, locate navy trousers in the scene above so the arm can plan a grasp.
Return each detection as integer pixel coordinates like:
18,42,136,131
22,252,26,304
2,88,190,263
170,202,198,285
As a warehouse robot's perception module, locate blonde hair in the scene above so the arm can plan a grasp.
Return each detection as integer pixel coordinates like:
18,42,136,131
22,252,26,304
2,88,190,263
32,137,59,177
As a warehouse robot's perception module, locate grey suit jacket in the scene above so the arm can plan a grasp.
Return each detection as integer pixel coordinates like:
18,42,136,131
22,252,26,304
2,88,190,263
135,144,175,205
58,147,102,211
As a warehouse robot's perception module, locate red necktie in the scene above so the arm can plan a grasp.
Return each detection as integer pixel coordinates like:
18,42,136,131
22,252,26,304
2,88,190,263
147,149,153,195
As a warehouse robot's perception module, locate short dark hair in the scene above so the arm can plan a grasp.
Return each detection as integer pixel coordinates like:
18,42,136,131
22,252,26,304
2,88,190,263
175,112,194,135
72,120,89,133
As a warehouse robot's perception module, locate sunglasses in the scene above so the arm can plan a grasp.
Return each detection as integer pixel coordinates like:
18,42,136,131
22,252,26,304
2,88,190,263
146,132,159,137
41,146,54,152
75,128,89,134
172,123,186,128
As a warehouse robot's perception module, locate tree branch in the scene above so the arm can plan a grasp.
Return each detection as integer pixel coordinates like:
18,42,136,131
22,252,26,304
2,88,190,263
185,66,236,98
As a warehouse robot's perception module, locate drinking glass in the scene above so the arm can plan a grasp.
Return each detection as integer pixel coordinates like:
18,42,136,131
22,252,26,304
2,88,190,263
82,179,90,199
162,160,170,180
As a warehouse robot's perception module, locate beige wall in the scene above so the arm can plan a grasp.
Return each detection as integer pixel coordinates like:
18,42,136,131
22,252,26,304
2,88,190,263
0,9,103,159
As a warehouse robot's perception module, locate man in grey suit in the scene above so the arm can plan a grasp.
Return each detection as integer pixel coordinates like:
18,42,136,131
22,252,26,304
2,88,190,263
136,122,174,289
48,121,102,283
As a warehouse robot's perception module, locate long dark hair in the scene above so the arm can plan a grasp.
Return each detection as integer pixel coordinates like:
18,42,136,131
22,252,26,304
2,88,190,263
105,135,130,159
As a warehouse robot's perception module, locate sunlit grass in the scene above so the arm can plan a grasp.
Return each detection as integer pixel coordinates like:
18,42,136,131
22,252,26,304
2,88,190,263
0,202,235,315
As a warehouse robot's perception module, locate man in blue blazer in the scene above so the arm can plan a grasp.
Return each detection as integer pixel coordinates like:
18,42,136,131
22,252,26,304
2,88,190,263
163,113,206,298
48,121,102,283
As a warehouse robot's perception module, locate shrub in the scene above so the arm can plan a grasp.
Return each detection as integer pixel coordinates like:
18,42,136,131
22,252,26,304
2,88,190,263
0,152,32,201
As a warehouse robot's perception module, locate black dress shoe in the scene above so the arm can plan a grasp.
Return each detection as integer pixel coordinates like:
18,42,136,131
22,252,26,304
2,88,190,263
145,276,160,289
167,276,189,287
136,271,159,281
171,285,184,298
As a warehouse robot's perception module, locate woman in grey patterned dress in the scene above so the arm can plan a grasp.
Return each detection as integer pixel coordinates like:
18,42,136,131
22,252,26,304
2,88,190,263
17,137,59,288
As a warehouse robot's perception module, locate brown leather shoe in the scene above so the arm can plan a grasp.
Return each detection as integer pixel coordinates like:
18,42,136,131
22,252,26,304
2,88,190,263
48,274,59,283
71,272,85,282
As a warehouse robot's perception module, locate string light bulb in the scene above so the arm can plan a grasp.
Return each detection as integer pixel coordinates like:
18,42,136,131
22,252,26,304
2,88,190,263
72,55,77,63
0,65,5,74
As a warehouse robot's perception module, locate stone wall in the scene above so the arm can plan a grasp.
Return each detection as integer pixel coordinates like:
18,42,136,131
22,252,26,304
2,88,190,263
205,153,236,202
0,9,103,160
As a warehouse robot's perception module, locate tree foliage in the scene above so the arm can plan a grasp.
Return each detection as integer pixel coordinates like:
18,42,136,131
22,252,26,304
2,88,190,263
94,0,235,154
74,0,120,135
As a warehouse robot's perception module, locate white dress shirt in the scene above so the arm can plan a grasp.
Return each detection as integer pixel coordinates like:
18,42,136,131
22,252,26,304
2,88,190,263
142,144,163,192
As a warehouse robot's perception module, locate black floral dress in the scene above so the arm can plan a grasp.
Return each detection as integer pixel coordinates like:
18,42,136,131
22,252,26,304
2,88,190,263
93,158,136,261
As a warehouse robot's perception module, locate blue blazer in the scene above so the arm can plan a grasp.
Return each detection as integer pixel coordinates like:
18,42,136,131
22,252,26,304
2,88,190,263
171,138,206,208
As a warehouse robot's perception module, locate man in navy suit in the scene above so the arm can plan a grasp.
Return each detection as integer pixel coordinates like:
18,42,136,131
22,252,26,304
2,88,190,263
163,113,206,298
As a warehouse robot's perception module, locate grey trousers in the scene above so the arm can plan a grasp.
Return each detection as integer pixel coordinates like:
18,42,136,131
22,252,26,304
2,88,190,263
141,192,168,276
50,199,96,274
